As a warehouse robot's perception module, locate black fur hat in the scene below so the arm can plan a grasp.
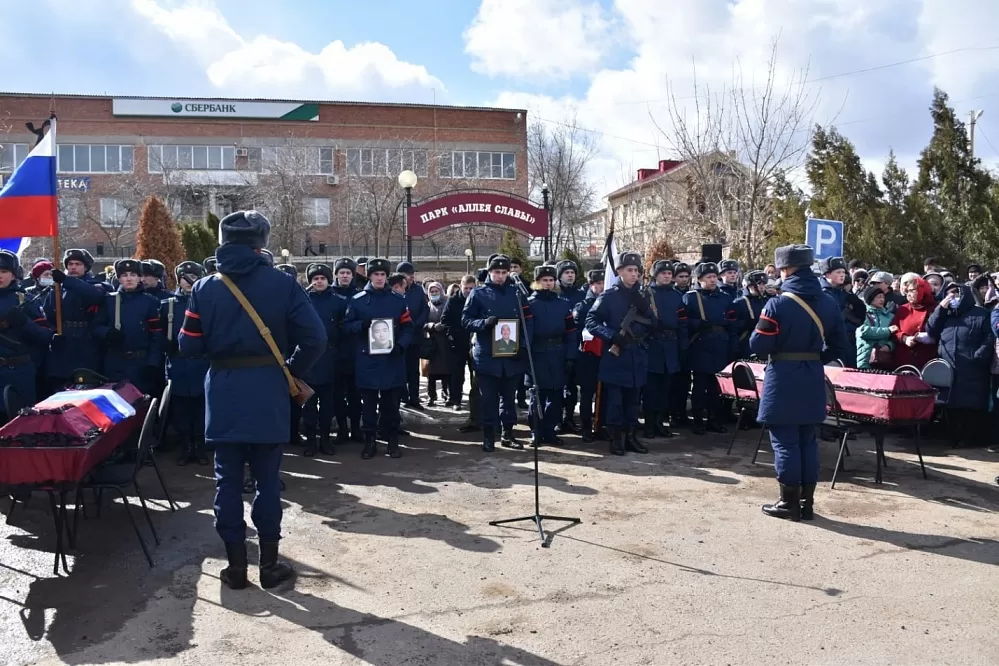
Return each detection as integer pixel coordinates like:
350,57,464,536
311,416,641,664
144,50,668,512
818,256,847,274
276,264,298,278
307,263,333,283
488,254,512,271
616,252,641,269
219,210,271,250
672,262,691,276
695,262,719,280
652,260,673,277
367,258,392,276
0,250,19,275
203,256,217,273
774,244,814,269
334,257,356,274
141,259,165,278
587,269,605,284
534,265,557,281
556,260,578,279
475,268,488,283
63,248,94,271
719,259,740,273
114,259,142,277
175,261,206,283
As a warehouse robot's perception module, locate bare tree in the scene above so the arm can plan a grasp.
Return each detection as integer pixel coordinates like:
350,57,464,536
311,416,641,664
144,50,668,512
249,139,319,252
654,36,820,265
527,115,600,255
78,172,162,254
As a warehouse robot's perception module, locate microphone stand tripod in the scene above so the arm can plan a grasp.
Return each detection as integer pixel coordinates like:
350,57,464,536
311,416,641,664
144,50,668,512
489,280,581,547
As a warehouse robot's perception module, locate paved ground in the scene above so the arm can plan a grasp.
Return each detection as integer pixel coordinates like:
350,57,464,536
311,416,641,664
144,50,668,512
2,407,998,665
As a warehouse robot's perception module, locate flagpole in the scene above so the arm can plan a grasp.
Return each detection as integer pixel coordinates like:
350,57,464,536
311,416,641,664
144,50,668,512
49,115,63,335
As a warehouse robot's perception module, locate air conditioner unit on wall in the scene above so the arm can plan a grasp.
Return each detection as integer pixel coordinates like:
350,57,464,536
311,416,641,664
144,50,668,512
235,148,249,157
326,175,339,186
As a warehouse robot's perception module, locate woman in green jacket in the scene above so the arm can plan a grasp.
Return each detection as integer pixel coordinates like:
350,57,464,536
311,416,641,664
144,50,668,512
856,285,898,369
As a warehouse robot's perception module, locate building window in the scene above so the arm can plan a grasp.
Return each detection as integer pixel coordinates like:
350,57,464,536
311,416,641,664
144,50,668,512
304,197,330,226
56,144,134,173
100,198,132,227
58,198,81,228
149,145,236,172
439,151,515,180
0,143,31,171
346,148,428,177
318,147,335,175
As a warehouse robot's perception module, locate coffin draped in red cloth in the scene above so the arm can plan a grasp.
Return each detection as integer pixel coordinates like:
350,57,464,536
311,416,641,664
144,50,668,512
717,362,937,423
0,382,148,486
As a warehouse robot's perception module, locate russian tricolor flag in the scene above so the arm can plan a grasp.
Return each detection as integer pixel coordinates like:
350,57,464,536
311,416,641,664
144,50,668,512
0,117,58,256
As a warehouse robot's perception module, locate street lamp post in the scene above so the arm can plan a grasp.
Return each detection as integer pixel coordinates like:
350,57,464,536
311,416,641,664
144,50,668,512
464,248,473,274
541,183,551,262
398,170,418,262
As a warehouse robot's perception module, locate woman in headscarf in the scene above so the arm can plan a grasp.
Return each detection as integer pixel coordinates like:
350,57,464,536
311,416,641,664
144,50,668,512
422,280,453,406
890,275,938,370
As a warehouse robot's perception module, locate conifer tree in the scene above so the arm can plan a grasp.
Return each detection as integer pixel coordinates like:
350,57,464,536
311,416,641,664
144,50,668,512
135,195,185,289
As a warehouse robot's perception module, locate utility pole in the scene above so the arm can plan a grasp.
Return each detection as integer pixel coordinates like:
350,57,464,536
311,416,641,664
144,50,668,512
968,109,984,155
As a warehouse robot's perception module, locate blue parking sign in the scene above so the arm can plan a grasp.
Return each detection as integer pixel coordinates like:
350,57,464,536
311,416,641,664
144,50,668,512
805,218,844,260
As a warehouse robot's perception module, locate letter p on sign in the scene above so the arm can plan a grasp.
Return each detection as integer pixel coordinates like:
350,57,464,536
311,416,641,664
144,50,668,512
805,218,844,261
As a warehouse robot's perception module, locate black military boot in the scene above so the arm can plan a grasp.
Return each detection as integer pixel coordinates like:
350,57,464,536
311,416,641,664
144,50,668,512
361,434,377,459
655,410,674,438
642,410,657,439
302,425,318,457
319,432,334,456
336,418,350,444
800,484,816,521
194,438,210,466
560,414,579,434
580,418,595,443
501,428,524,450
387,434,402,459
762,484,802,521
705,419,728,434
672,411,691,427
258,541,294,589
175,438,192,466
482,426,496,453
691,415,706,435
350,421,364,442
220,541,248,590
625,427,649,454
608,427,625,456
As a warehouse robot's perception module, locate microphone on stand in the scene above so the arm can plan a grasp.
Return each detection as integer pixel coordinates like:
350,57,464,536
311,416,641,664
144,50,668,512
510,273,530,298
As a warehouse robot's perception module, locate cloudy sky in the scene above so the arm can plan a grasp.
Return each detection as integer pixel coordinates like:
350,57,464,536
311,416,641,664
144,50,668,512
3,0,998,195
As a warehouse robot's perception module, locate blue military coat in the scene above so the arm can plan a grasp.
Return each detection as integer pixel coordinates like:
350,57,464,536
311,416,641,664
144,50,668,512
462,278,533,378
331,283,358,369
560,283,587,310
749,273,850,425
178,244,327,445
0,286,52,405
95,287,164,393
526,289,577,390
161,291,209,397
647,284,689,375
731,290,770,358
43,274,105,378
302,286,346,386
585,282,652,388
682,286,738,373
719,282,740,301
343,283,414,390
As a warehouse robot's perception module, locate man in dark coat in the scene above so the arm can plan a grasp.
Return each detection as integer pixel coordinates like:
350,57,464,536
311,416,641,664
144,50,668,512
0,251,52,418
669,261,693,427
556,260,585,433
353,257,369,291
42,249,106,394
585,252,652,456
162,261,210,465
683,262,738,435
643,260,688,439
94,259,164,395
525,265,577,446
301,263,344,457
179,210,327,590
574,270,605,443
441,275,475,411
396,261,428,409
331,257,362,443
344,258,414,459
718,259,741,301
732,270,770,359
926,282,994,445
141,260,172,301
462,254,532,452
750,244,850,521
818,256,858,366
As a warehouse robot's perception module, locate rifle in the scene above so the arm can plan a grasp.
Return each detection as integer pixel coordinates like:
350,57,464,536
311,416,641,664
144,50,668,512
608,304,652,357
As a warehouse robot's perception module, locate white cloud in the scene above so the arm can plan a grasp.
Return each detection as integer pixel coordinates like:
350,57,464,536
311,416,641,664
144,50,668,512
463,0,613,79
487,0,999,196
130,0,445,101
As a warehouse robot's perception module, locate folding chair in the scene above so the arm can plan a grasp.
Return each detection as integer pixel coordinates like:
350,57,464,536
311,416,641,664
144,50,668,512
3,385,24,424
920,358,955,446
828,377,867,488
146,381,178,512
824,359,845,368
894,364,920,377
727,362,768,462
74,398,161,567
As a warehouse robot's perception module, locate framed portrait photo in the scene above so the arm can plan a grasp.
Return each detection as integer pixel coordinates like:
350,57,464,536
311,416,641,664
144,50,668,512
369,318,394,355
492,319,520,357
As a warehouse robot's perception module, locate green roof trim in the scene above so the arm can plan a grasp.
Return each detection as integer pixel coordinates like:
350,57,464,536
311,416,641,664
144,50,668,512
280,103,320,121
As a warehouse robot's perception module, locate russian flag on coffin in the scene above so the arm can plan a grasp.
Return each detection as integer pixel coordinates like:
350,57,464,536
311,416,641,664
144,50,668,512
0,117,58,255
35,389,137,433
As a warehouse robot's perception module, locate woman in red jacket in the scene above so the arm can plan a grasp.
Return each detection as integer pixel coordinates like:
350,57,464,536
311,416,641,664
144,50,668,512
891,277,938,369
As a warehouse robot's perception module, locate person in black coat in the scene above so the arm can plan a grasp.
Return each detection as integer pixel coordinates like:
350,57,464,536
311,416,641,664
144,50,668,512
643,260,688,439
574,270,605,443
397,261,429,409
179,210,327,590
0,251,52,419
669,262,693,427
556,260,585,433
331,257,362,443
301,263,344,457
441,275,476,411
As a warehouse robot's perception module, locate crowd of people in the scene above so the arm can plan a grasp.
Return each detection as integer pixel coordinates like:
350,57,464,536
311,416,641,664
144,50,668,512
4,208,997,587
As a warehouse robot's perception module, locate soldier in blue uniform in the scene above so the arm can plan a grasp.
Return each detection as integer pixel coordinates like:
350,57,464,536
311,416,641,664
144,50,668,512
162,261,210,465
204,256,218,275
301,263,343,457
683,262,738,435
331,258,361,443
525,265,577,446
43,249,106,394
343,258,414,459
94,259,164,395
574,269,605,443
0,251,52,417
139,260,171,301
396,261,428,409
462,254,532,452
585,252,652,456
668,262,693,427
179,210,326,589
556,260,585,433
276,264,299,280
750,244,850,521
732,270,770,359
643,260,689,439
353,257,369,291
718,259,741,301
818,256,856,366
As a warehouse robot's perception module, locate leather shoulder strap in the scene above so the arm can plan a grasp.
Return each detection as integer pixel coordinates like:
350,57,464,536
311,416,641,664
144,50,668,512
742,295,754,320
783,292,825,345
695,291,706,320
219,273,299,396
